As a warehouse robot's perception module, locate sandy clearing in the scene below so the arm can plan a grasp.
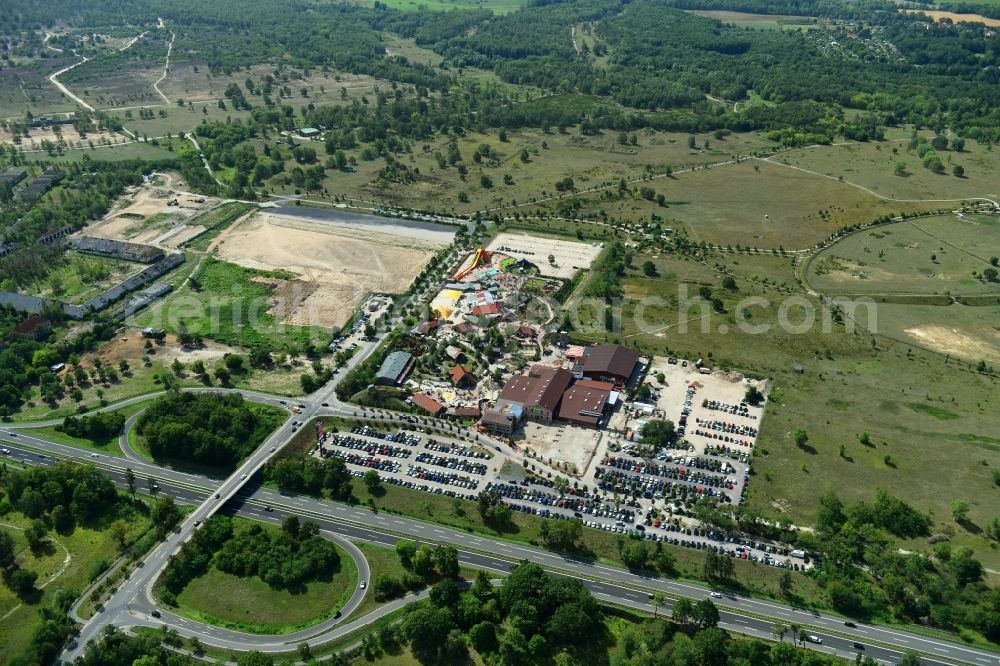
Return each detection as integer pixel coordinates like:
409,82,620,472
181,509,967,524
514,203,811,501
215,212,438,328
904,325,1000,364
902,8,1000,27
486,232,603,280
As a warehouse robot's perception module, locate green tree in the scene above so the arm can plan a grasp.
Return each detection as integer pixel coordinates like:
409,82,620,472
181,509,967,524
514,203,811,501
950,500,970,523
363,469,382,493
0,531,15,568
671,596,693,624
150,496,181,535
642,260,657,277
396,540,416,569
793,428,809,448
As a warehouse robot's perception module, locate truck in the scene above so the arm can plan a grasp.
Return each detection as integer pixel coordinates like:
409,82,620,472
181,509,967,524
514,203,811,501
790,549,806,559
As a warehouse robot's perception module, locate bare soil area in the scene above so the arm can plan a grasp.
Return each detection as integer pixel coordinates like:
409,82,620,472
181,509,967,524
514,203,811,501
486,232,602,280
214,212,440,328
904,325,1000,364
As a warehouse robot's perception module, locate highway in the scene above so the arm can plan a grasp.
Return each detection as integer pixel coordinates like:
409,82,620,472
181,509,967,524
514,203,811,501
2,427,996,665
2,313,997,664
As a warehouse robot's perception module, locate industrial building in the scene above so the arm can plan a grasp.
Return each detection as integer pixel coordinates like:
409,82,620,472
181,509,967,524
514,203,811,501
375,351,414,386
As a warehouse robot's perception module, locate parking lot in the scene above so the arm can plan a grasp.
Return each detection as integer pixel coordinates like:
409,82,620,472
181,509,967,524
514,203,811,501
306,418,807,571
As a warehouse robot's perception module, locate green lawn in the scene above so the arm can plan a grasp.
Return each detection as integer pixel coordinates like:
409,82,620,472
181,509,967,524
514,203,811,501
0,509,153,665
131,257,328,352
26,400,154,457
173,552,357,634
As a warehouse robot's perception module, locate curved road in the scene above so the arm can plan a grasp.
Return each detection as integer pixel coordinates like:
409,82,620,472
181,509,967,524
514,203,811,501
3,327,996,664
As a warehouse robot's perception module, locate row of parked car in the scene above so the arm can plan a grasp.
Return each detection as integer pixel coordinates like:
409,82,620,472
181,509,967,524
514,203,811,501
383,475,476,500
692,430,754,447
702,399,757,420
326,449,402,473
703,444,752,464
405,464,481,490
323,434,412,459
413,452,488,476
602,455,734,477
424,440,490,460
595,468,734,504
694,418,758,438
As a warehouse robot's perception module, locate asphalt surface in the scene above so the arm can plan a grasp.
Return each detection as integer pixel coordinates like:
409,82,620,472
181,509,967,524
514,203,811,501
3,435,995,666
2,315,997,664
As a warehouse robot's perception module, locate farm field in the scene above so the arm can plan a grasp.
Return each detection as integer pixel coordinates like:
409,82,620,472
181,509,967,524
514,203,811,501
340,0,525,12
213,211,446,329
901,8,1000,26
686,10,821,29
772,133,1000,203
807,214,1000,296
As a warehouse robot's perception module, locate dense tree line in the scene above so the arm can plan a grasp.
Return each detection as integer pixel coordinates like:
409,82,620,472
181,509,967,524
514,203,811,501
135,391,281,467
0,309,118,416
215,516,339,590
2,462,119,529
791,490,999,641
262,453,355,501
57,410,125,441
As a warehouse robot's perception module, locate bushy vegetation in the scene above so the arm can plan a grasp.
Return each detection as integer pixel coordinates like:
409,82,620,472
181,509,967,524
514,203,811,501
135,391,283,467
790,490,999,640
57,410,126,442
2,462,119,528
262,453,355,501
159,515,340,608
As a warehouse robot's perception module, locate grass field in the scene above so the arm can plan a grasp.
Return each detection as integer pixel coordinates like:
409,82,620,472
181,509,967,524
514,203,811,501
263,124,778,217
170,518,357,634
807,215,1000,296
686,10,822,29
36,140,176,163
22,251,149,305
0,509,153,664
340,0,524,12
567,247,1000,575
772,132,1000,202
26,400,154,456
131,257,328,352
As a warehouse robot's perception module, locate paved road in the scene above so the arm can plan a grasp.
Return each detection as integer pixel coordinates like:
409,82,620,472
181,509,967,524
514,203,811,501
3,314,997,664
2,434,993,665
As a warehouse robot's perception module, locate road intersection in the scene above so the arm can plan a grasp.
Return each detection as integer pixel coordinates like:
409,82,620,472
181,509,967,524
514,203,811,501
2,337,996,664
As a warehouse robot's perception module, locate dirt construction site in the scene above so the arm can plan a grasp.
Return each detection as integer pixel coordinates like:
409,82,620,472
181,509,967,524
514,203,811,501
213,211,448,329
83,172,219,248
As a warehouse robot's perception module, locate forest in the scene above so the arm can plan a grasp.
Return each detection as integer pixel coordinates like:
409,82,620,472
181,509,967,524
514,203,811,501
135,391,283,467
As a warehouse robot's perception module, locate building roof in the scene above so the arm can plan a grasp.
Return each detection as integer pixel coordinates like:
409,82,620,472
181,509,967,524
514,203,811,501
482,402,522,427
416,319,440,335
500,364,573,413
582,344,639,380
516,325,534,337
557,382,611,427
450,364,470,386
376,351,413,383
473,303,499,317
14,315,50,335
448,406,481,418
573,378,615,391
445,345,464,360
455,322,472,334
410,393,445,415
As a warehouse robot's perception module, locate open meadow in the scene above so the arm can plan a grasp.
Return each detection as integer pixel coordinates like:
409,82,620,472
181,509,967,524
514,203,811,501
772,132,1000,203
807,214,1000,296
567,245,1000,574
